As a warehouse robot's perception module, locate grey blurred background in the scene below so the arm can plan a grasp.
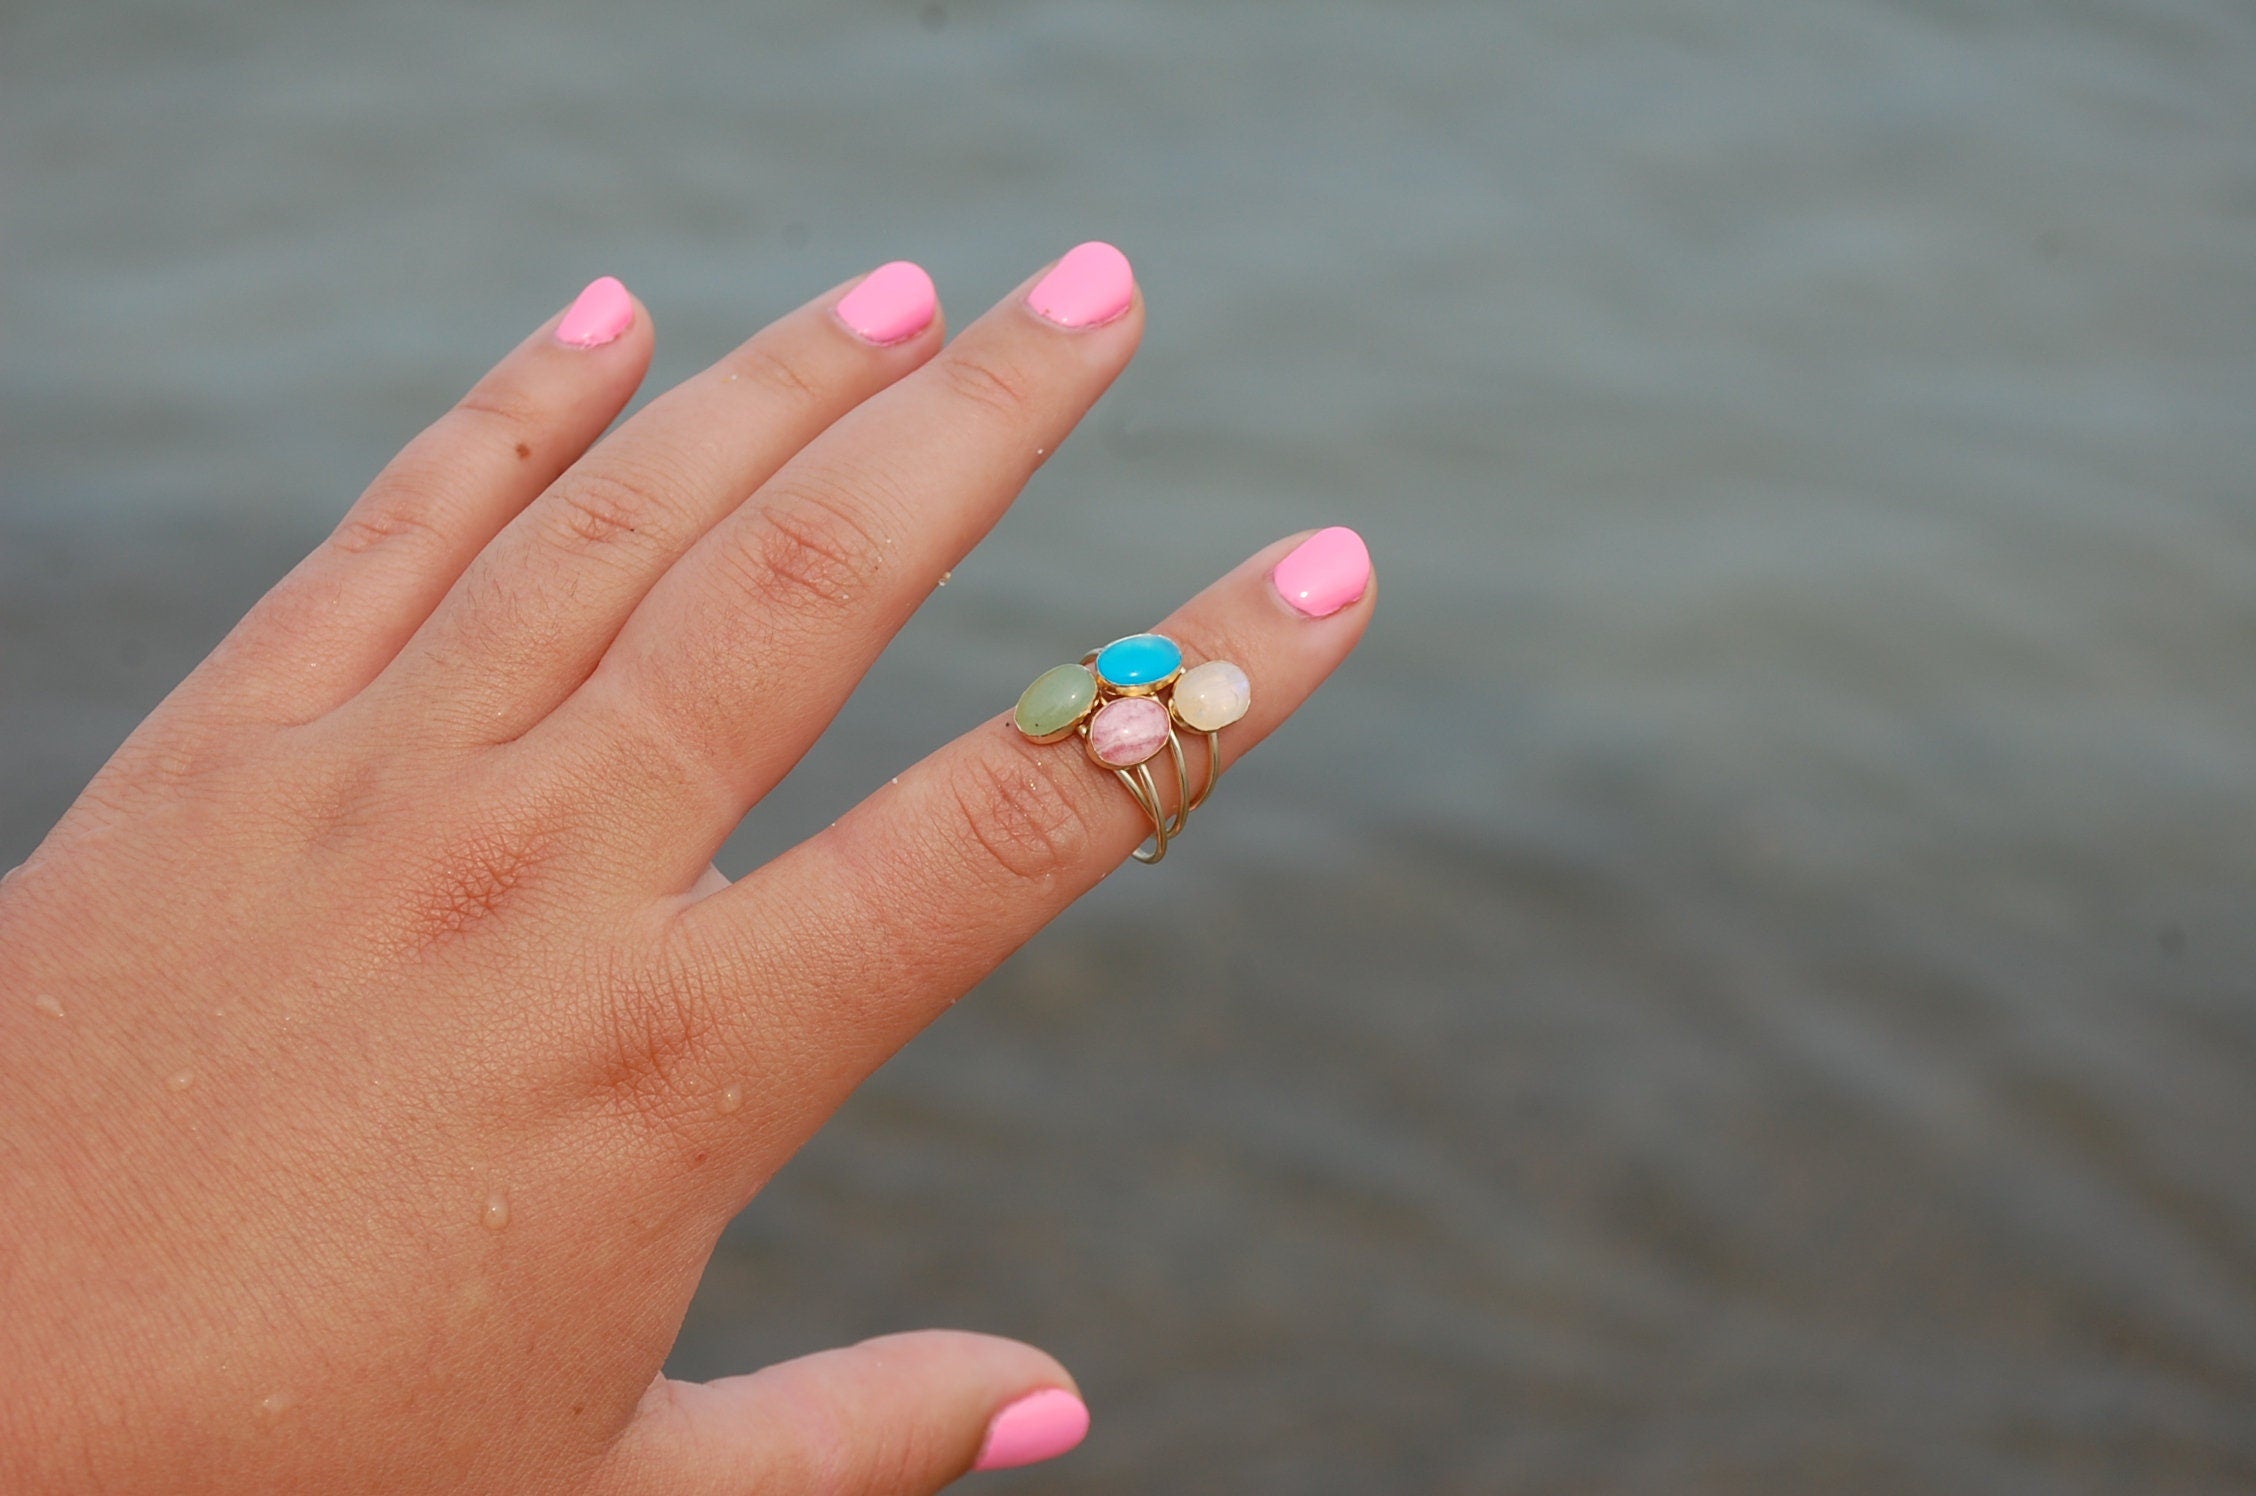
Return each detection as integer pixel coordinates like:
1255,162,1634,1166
5,1,2255,1490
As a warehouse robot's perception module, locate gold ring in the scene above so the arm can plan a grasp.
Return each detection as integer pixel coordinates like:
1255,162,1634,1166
1011,633,1251,864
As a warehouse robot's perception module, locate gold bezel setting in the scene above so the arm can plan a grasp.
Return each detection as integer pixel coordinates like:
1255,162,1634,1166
1086,634,1187,698
1012,662,1100,745
1015,634,1248,864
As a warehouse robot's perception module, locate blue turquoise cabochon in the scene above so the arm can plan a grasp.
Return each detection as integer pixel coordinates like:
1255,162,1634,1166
1093,633,1183,690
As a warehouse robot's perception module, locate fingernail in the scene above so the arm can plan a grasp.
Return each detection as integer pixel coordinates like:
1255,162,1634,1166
555,276,634,349
1026,241,1134,329
835,260,937,345
1271,526,1372,618
973,1388,1090,1471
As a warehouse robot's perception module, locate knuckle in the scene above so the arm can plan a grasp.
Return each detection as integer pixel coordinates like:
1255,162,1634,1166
952,739,1102,885
451,385,544,437
286,754,390,850
723,482,889,616
580,942,738,1132
727,337,826,404
400,815,555,951
328,497,449,558
934,347,1039,423
592,981,711,1124
542,465,677,560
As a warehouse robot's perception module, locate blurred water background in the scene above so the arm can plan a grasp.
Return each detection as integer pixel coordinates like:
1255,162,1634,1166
5,1,2255,1489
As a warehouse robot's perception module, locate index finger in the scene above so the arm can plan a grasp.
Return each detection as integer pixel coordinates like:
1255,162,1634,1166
651,527,1373,1165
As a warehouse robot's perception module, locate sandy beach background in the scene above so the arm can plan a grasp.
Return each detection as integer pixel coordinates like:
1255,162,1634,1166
5,2,2254,1489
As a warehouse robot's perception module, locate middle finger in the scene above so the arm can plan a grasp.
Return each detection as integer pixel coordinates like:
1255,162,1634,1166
554,242,1142,892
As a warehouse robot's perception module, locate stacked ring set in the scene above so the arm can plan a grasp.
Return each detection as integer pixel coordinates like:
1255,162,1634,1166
1013,633,1251,864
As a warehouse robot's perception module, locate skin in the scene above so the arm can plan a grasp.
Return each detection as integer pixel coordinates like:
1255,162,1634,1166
0,258,1372,1494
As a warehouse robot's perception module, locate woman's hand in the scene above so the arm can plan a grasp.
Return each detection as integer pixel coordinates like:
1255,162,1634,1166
0,246,1372,1494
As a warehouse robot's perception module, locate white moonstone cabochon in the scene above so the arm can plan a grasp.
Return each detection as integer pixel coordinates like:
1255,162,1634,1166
1171,660,1251,731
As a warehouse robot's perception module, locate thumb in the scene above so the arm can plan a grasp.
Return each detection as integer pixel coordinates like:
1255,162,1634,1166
599,1330,1090,1495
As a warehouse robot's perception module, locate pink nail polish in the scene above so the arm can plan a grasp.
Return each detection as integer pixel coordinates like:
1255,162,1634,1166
1271,526,1372,618
1026,241,1134,329
973,1388,1089,1471
555,276,634,349
835,260,937,345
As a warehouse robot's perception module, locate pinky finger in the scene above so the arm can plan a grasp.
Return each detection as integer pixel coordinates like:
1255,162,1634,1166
187,276,653,725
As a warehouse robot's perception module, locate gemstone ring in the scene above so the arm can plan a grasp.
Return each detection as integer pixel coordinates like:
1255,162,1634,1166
1011,633,1251,864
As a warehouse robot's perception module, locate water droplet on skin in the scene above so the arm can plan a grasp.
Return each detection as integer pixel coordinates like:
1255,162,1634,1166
717,1084,744,1115
482,1193,510,1231
936,569,952,587
165,1069,194,1091
33,993,64,1018
256,1391,295,1419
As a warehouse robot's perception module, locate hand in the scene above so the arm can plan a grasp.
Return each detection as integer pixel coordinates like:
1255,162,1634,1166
0,246,1372,1494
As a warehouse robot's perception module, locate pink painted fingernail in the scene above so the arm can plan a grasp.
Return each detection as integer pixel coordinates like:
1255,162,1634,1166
1271,526,1372,618
973,1388,1089,1471
555,276,634,349
835,260,937,345
1026,241,1134,329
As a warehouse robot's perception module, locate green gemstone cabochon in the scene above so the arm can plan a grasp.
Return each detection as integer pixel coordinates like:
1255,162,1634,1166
1014,663,1100,739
